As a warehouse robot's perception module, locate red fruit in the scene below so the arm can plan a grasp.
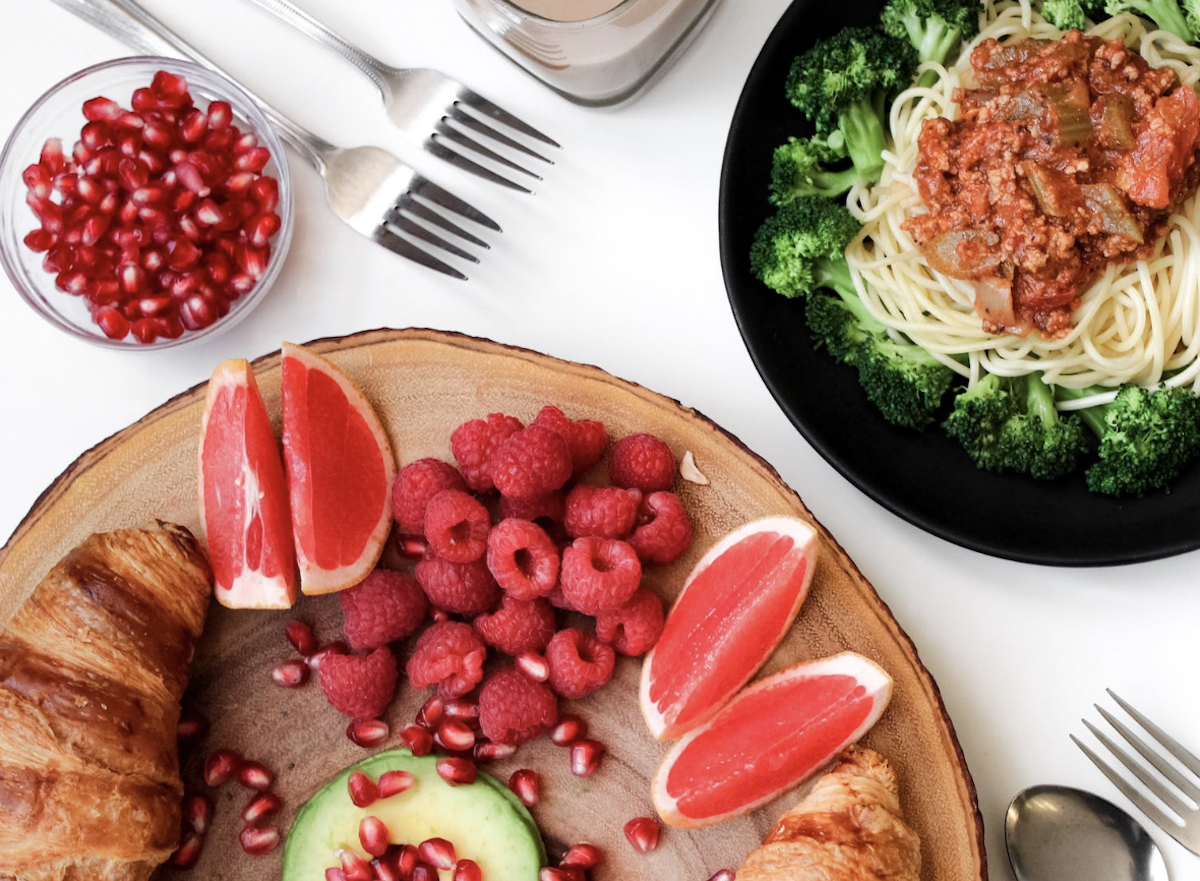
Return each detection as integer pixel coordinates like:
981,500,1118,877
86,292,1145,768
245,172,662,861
498,490,565,525
181,792,214,834
559,537,641,615
609,433,676,492
360,816,391,857
378,770,415,798
237,760,274,791
415,554,500,617
450,412,523,493
474,594,557,656
423,490,490,563
319,647,398,721
242,791,282,824
508,768,540,807
176,709,209,745
436,757,477,786
171,831,204,869
391,458,467,533
550,714,588,746
623,816,660,853
436,718,477,752
203,748,241,787
570,739,605,777
485,519,560,600
478,668,558,746
271,658,310,688
563,484,641,539
560,843,604,870
348,770,379,808
489,425,573,499
454,859,484,881
347,719,390,748
307,640,348,672
405,621,487,699
515,651,550,683
474,740,517,762
531,405,609,475
418,838,456,870
399,723,434,756
594,586,665,656
338,848,374,881
340,569,430,651
628,491,693,564
238,824,280,856
545,629,615,699
286,619,318,656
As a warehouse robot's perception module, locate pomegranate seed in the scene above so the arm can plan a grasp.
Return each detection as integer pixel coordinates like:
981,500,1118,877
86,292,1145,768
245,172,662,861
399,724,434,756
175,160,209,195
359,816,391,857
508,769,539,807
176,709,208,744
152,70,191,105
560,843,604,870
411,865,436,881
250,176,279,211
417,695,445,730
473,740,517,762
228,271,257,298
83,96,123,122
203,748,241,787
208,100,233,130
417,838,456,871
325,869,348,881
347,719,390,748
442,698,480,721
234,131,260,153
242,791,283,824
136,294,173,317
167,237,202,270
283,619,318,655
267,657,309,688
337,848,374,881
306,641,347,671
515,651,550,682
247,211,280,248
705,871,736,881
436,757,477,787
392,533,430,559
347,770,379,808
24,229,55,252
81,121,112,152
95,307,130,339
623,816,660,854
569,739,604,778
237,760,275,791
194,197,225,226
377,770,415,799
239,824,280,856
40,137,65,173
539,868,585,881
23,163,51,199
549,714,587,746
453,859,483,881
181,792,214,834
393,844,420,879
180,292,220,331
372,858,401,881
170,830,204,869
223,170,256,194
179,109,208,143
436,719,477,752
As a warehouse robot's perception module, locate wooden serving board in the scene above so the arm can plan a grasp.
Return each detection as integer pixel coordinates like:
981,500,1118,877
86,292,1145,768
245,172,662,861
0,328,985,881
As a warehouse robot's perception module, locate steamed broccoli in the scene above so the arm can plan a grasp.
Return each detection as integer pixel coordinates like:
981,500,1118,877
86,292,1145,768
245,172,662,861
770,134,866,203
785,27,919,186
942,372,1090,479
1104,0,1200,43
750,196,864,298
1058,384,1200,496
880,0,982,75
1040,0,1107,29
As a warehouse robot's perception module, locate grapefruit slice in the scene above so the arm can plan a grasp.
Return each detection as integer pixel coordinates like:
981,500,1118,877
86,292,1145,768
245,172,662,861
650,651,893,828
639,516,818,740
197,359,298,609
280,341,397,594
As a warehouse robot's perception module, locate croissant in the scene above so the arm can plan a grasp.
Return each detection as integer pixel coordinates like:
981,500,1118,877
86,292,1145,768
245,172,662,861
0,522,212,881
737,745,922,881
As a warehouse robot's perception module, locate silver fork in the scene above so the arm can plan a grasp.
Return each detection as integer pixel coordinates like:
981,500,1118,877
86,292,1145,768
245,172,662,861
1072,689,1200,855
49,0,497,280
243,0,559,192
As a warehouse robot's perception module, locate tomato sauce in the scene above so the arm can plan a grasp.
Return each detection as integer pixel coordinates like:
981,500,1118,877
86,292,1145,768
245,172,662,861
906,31,1200,337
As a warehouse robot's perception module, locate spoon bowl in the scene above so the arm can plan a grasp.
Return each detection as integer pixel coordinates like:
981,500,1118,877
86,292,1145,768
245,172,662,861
1006,784,1169,881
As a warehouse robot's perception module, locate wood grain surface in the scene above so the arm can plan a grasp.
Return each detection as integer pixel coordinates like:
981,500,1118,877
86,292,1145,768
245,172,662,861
0,328,986,881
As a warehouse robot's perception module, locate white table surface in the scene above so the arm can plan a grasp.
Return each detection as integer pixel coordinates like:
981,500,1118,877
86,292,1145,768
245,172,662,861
2,2,1199,879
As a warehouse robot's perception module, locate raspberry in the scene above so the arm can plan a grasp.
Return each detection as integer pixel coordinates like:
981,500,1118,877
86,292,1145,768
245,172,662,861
416,554,501,616
628,491,693,564
559,537,642,615
489,425,573,500
340,569,430,651
319,647,398,721
595,587,665,656
544,629,616,699
474,595,557,655
609,433,676,492
406,621,487,699
478,668,558,745
532,405,609,475
563,484,641,539
451,413,523,493
486,518,560,600
498,490,565,525
424,489,490,563
391,458,467,534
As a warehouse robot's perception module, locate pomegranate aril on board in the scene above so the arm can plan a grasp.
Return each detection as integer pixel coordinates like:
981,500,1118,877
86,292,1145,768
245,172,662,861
549,714,587,746
473,740,517,762
436,756,477,786
236,760,275,791
238,823,280,856
435,718,477,752
181,792,213,834
271,658,309,688
399,723,434,756
170,830,205,869
203,748,241,787
242,791,283,824
347,719,390,748
508,768,539,807
623,816,661,854
569,739,604,777
286,619,318,655
560,842,604,870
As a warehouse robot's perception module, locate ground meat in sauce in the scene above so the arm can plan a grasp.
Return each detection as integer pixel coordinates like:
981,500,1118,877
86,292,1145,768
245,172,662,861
905,30,1200,338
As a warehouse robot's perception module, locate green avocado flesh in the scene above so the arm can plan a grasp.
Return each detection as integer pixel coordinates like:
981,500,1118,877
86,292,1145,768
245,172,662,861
281,749,546,881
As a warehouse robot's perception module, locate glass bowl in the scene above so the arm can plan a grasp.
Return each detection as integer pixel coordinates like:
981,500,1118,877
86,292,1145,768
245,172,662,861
0,56,293,350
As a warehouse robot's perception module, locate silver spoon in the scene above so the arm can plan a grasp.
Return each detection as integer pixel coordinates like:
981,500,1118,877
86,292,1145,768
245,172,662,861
1006,785,1170,881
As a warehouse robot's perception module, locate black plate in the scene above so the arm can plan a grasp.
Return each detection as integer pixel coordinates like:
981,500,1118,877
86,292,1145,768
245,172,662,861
719,0,1200,566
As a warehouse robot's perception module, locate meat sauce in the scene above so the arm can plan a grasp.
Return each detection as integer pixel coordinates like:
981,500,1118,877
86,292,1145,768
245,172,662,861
906,31,1200,337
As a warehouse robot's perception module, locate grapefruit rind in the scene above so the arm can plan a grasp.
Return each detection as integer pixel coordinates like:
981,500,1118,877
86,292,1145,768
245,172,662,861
650,651,893,828
280,342,397,595
639,515,818,741
197,359,298,610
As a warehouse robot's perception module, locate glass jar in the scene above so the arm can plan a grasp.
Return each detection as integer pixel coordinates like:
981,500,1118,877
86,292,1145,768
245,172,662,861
453,0,723,107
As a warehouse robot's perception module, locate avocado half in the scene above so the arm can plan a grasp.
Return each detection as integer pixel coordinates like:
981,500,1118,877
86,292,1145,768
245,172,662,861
281,749,546,881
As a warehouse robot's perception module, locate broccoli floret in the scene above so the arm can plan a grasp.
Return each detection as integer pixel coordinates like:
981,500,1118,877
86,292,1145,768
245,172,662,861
1040,0,1107,29
943,372,1090,479
1058,384,1200,496
770,134,866,203
785,27,919,185
1104,0,1199,42
880,0,981,73
750,197,864,298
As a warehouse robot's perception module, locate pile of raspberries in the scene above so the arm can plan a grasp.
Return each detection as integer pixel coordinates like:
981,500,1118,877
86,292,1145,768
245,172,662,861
316,405,693,749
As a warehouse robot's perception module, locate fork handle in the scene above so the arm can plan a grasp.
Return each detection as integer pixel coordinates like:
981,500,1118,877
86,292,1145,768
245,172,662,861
47,0,336,171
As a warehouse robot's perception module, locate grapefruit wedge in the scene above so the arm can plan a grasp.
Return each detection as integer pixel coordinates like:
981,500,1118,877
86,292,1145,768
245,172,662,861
197,359,298,609
651,651,893,828
640,516,818,740
280,341,397,594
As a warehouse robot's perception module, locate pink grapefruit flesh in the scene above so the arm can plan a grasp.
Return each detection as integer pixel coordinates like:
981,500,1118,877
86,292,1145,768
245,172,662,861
651,651,893,828
197,359,297,609
280,341,397,594
639,516,818,740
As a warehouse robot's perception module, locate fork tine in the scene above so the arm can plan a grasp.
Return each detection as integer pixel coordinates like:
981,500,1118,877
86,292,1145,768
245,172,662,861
1081,718,1195,817
371,225,466,281
1095,704,1200,804
447,106,554,164
400,201,489,249
387,214,479,264
1071,733,1189,839
453,90,561,149
410,177,503,231
1109,689,1200,779
425,142,533,193
433,123,542,181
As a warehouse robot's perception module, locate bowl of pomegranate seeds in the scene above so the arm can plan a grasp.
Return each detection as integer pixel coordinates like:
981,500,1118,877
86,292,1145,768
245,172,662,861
0,56,293,348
